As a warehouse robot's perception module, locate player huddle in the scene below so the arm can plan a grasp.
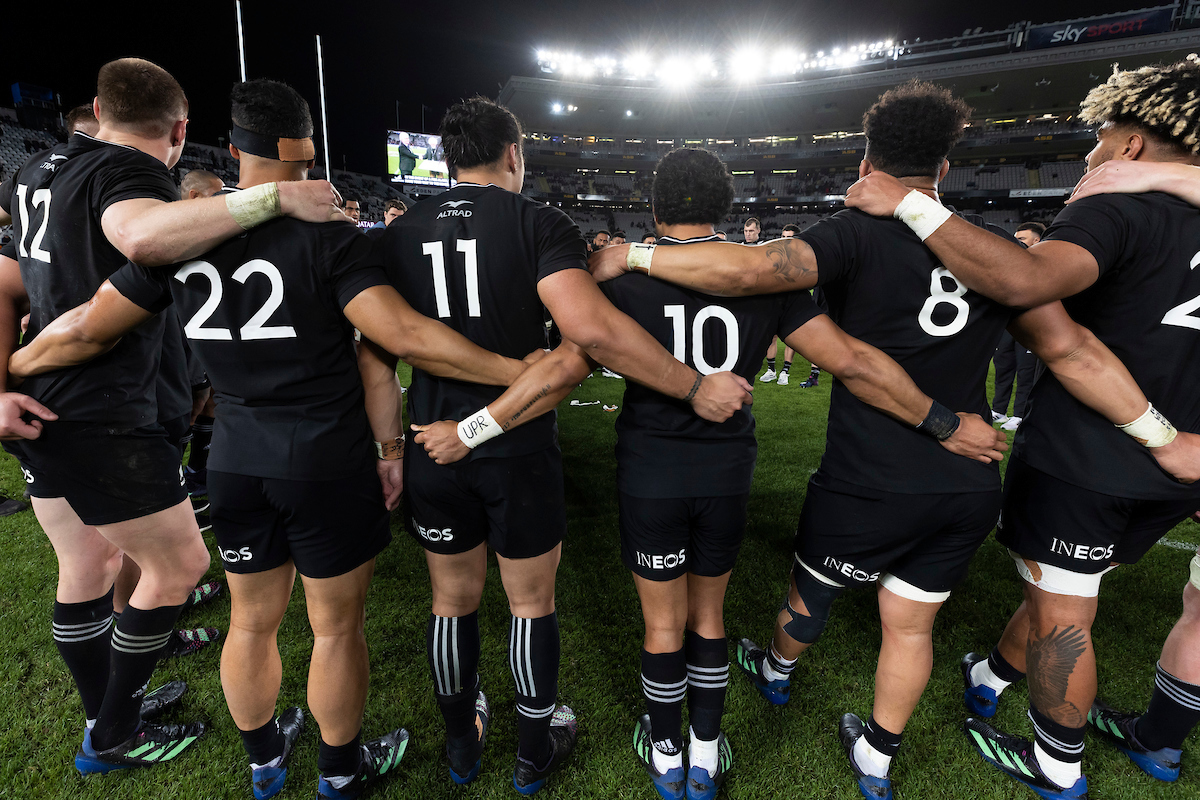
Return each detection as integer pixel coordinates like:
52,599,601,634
1,53,1200,800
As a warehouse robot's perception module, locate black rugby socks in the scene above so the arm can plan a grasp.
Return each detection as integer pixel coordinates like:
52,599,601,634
510,612,561,766
52,587,115,722
426,611,482,742
684,632,728,742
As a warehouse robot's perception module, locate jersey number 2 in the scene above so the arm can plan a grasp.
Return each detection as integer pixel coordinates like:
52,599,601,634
174,259,297,341
1161,250,1200,331
423,239,480,318
664,304,739,374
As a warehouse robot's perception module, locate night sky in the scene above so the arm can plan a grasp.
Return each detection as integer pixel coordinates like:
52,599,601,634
4,1,1143,175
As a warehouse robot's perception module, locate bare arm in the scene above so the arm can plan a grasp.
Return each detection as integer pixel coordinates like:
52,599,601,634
1068,161,1200,206
344,285,524,386
0,253,57,438
1010,302,1200,483
357,339,405,510
412,341,597,464
100,181,348,266
538,268,752,419
589,238,819,296
783,315,1007,463
8,280,152,380
843,171,1099,307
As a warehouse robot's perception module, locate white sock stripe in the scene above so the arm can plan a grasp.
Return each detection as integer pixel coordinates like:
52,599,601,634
517,702,556,719
643,688,688,703
52,619,112,640
768,644,798,667
641,676,688,690
432,617,447,696
510,617,531,696
1156,673,1200,711
687,676,729,688
111,636,172,654
686,664,729,674
53,618,113,632
440,617,453,696
523,617,536,696
1029,716,1084,755
112,629,174,642
450,616,461,694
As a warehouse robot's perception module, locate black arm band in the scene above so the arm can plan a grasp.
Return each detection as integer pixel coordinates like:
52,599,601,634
916,401,960,441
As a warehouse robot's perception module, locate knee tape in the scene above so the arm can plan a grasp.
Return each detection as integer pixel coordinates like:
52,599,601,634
782,560,844,644
1190,553,1200,593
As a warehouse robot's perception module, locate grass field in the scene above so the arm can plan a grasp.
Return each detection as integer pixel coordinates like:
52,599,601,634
1,359,1198,800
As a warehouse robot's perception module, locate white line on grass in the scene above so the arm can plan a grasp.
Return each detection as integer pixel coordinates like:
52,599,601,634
1160,538,1197,552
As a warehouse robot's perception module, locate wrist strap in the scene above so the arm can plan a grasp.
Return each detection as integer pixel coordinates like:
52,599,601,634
375,436,404,460
225,182,282,230
1117,403,1178,448
893,190,953,241
916,400,961,441
626,242,656,275
457,406,503,449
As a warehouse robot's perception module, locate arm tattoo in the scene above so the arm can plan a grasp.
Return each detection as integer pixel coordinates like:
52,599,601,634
504,383,551,431
1027,624,1089,727
763,239,815,285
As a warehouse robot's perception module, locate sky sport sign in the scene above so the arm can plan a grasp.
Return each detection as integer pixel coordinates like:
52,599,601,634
1027,7,1174,49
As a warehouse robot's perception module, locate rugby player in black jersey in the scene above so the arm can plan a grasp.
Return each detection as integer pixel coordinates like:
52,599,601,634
413,145,1006,800
846,61,1200,799
365,96,751,795
588,80,1200,800
8,79,550,800
0,58,346,775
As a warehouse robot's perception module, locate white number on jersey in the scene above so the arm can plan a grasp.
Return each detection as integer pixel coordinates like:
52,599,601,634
664,304,740,374
174,259,296,341
423,239,481,319
917,267,970,337
14,184,52,263
1161,250,1200,331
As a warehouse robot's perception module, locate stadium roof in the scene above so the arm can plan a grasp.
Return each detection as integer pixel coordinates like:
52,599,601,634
501,26,1200,137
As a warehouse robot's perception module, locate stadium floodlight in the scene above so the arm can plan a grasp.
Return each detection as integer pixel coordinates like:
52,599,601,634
537,49,551,62
659,56,695,88
551,102,563,113
731,49,763,82
626,109,633,116
624,52,653,79
770,49,798,75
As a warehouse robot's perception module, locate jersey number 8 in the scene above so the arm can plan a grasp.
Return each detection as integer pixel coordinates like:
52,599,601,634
918,267,970,337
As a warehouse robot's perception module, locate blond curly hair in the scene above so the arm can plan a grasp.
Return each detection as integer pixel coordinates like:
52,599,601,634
1080,55,1200,154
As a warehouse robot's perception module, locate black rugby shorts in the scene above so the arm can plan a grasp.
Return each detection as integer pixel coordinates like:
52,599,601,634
998,456,1198,574
5,421,187,526
208,469,391,578
404,443,566,559
618,492,748,581
794,472,999,595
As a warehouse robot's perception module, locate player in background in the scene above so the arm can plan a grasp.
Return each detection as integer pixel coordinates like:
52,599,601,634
364,96,751,794
588,79,1200,800
0,58,348,775
410,145,1007,800
8,78,543,800
782,224,826,389
753,218,794,385
845,60,1200,800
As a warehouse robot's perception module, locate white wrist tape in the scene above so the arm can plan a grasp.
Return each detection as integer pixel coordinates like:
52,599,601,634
225,182,282,230
457,406,502,449
626,242,656,275
1117,403,1178,448
893,190,953,241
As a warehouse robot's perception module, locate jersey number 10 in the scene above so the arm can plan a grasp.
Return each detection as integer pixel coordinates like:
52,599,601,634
664,304,740,374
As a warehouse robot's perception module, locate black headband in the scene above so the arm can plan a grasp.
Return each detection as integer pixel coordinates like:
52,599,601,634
230,123,315,162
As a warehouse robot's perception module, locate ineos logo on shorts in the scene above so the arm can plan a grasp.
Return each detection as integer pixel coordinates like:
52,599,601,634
178,465,186,488
20,467,34,484
219,546,254,563
823,556,880,583
416,523,454,543
1051,538,1115,561
636,548,687,571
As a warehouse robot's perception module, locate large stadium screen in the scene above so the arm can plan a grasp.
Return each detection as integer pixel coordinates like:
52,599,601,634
387,130,451,187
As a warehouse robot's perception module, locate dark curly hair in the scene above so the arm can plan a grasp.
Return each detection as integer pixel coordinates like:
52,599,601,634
652,148,734,227
440,96,524,178
1080,55,1200,154
862,80,972,179
231,79,312,138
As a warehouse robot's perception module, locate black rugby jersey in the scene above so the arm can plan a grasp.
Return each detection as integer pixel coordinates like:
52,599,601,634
801,207,1011,494
1015,193,1200,500
157,308,192,423
601,234,822,498
379,183,587,460
0,133,178,425
110,198,389,481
